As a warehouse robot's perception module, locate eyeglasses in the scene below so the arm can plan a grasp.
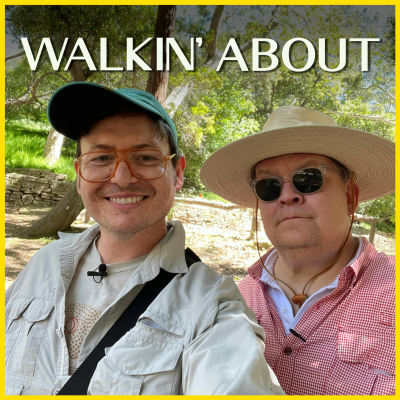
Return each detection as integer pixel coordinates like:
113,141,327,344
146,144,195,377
75,149,175,183
250,164,342,202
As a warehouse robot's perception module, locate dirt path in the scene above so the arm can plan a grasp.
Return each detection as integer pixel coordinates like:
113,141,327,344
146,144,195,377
5,206,395,290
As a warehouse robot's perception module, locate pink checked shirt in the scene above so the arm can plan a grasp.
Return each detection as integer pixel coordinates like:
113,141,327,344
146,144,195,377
239,238,395,395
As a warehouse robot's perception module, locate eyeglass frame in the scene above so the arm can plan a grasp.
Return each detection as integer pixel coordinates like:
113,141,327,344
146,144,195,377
249,164,346,202
75,149,176,183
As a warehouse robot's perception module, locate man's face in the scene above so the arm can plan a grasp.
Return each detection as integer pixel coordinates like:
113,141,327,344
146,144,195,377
255,153,358,252
74,114,185,239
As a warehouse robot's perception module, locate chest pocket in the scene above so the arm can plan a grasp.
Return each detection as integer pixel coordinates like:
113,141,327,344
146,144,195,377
89,327,184,395
326,325,395,395
6,297,54,376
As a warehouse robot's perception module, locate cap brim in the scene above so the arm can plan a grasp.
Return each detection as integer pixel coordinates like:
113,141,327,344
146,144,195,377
48,82,164,141
200,125,395,206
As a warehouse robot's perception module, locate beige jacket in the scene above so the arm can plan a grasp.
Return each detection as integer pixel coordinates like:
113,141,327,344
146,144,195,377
5,221,284,395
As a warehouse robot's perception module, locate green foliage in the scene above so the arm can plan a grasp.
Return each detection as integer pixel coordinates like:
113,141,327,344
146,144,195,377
358,193,395,233
5,125,76,181
5,5,395,231
383,14,395,63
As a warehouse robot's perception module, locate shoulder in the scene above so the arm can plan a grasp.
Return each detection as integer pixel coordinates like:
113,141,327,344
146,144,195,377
18,238,61,277
6,225,99,301
181,261,241,302
175,261,263,339
359,240,395,280
6,239,61,301
151,261,246,328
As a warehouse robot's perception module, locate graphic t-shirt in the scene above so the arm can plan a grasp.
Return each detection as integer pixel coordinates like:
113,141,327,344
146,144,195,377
64,236,147,374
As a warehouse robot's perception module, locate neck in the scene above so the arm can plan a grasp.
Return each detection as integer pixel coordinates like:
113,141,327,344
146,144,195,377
273,235,358,309
96,221,168,264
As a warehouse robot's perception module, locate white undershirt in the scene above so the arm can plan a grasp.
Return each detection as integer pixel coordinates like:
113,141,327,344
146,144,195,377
260,237,362,335
65,236,148,374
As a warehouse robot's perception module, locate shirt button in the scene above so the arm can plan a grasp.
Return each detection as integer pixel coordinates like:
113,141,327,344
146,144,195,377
281,307,286,313
284,347,292,356
52,388,60,395
56,328,63,338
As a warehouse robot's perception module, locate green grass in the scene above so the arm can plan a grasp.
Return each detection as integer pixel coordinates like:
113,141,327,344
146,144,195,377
5,124,76,182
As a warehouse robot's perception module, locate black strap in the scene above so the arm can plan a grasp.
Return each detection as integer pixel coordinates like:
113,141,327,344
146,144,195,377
58,247,200,395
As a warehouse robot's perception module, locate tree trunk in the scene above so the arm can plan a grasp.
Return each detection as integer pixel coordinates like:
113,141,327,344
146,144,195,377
65,36,89,82
164,6,280,112
247,211,257,240
41,37,89,164
146,5,176,105
43,128,64,164
25,181,84,237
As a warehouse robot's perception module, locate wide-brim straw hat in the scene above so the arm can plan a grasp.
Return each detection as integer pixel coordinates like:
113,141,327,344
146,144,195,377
200,106,395,207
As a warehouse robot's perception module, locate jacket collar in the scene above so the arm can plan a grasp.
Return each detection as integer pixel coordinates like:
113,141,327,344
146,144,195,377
57,221,189,292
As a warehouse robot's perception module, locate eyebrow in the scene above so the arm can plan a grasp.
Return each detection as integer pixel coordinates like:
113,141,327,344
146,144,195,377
257,160,321,176
87,143,161,151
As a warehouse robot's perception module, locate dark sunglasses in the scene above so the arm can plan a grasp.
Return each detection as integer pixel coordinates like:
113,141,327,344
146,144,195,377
250,164,342,202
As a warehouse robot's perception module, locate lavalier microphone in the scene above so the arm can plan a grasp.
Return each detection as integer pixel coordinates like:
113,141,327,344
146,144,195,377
87,264,107,283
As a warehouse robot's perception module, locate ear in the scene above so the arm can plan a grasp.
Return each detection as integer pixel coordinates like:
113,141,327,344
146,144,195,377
175,155,186,191
74,160,81,194
345,178,360,215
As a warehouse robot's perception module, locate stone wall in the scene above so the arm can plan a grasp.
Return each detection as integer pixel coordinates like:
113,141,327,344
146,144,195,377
4,168,265,237
5,168,73,206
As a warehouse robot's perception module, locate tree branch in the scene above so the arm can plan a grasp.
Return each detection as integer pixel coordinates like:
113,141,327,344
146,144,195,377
325,109,395,127
204,5,280,69
285,6,311,26
205,6,225,61
362,84,395,101
5,51,25,62
240,6,280,53
5,72,70,107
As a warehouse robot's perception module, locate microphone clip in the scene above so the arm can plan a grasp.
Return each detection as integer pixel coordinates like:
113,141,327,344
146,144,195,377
87,264,107,283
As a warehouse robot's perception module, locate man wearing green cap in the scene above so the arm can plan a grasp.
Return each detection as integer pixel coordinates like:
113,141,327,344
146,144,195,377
5,83,284,396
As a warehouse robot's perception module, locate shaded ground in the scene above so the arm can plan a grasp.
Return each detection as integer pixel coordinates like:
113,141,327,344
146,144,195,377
5,206,395,290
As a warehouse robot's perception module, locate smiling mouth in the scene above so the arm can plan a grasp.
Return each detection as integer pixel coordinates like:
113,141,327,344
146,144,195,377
108,196,145,204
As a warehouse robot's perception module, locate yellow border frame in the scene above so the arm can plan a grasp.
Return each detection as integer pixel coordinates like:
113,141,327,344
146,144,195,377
2,2,397,399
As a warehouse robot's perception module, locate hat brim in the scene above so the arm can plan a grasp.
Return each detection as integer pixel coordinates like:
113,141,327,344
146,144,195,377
47,82,166,141
200,125,395,206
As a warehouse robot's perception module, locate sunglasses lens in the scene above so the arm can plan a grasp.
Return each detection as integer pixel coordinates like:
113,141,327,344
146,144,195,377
255,178,282,202
292,168,323,194
254,168,325,202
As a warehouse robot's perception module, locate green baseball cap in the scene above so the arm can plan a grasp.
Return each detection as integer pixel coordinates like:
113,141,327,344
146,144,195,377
47,82,177,141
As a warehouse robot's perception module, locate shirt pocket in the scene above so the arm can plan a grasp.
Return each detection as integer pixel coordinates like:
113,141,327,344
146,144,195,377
5,297,54,376
89,330,183,395
326,325,395,395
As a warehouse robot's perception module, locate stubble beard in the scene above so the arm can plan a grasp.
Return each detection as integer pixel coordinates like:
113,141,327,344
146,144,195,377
99,211,168,241
275,223,324,253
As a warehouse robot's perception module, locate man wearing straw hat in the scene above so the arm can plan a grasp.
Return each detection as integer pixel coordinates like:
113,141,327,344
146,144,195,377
200,106,395,395
5,83,284,396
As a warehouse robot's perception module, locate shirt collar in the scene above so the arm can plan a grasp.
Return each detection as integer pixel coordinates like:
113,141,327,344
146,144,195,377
249,236,367,286
57,220,189,288
344,237,374,285
248,248,275,281
140,220,189,282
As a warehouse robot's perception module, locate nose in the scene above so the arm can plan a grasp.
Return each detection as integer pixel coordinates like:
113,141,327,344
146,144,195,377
110,158,139,185
278,180,304,205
